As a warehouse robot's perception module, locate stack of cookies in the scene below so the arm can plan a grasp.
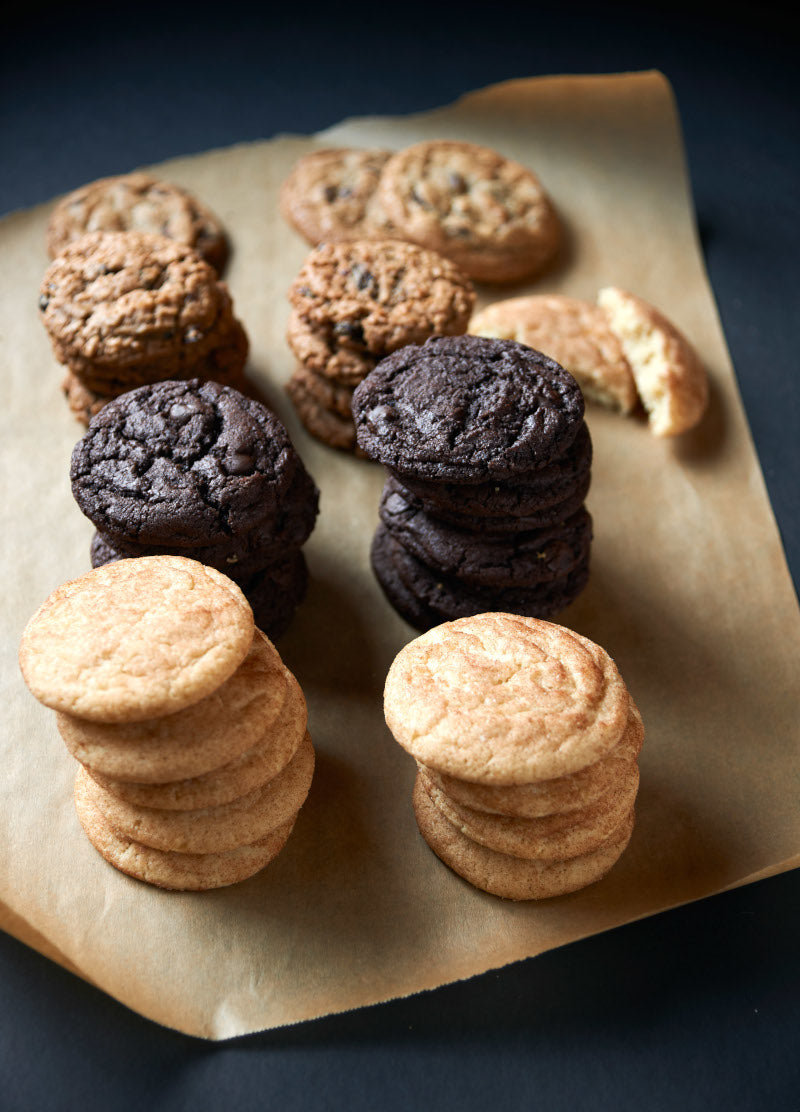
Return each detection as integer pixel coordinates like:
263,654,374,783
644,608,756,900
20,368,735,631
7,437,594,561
352,334,593,631
280,139,561,284
284,238,475,452
70,378,319,641
383,613,643,901
38,229,248,424
18,557,313,891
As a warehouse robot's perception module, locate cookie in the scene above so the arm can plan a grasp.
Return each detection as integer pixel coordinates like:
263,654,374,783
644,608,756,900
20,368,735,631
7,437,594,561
237,550,310,642
413,774,634,901
77,731,314,854
46,172,229,274
418,759,638,861
379,479,593,588
352,335,585,483
84,669,307,810
286,239,475,385
598,286,708,436
279,148,394,245
427,701,644,818
55,629,297,783
71,379,317,552
470,294,638,413
377,140,560,284
284,363,363,454
75,774,296,891
20,556,255,724
383,613,631,784
39,231,247,392
372,524,589,631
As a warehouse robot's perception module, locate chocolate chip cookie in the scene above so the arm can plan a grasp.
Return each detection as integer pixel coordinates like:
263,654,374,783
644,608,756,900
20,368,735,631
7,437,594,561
279,148,394,245
39,231,248,396
46,172,229,274
377,140,561,284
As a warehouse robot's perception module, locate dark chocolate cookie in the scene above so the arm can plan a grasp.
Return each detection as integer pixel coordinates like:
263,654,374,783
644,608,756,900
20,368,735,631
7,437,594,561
234,550,310,641
371,524,589,632
352,335,585,482
71,379,318,550
387,420,592,529
379,478,592,588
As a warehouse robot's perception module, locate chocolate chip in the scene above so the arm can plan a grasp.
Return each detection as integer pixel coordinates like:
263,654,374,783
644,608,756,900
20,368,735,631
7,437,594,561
448,172,467,193
38,294,49,312
350,262,377,293
333,320,366,346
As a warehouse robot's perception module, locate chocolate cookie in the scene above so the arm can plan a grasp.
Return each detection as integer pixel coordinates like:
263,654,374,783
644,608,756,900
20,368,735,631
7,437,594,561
387,420,592,531
377,140,560,284
371,524,590,632
286,239,475,385
352,335,585,482
71,379,318,551
279,148,394,245
380,479,592,588
236,550,310,641
46,172,229,274
39,231,247,393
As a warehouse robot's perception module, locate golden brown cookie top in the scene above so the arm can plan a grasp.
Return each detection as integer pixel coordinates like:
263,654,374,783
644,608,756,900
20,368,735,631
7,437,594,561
598,286,708,436
46,172,229,274
470,294,639,414
39,230,238,381
286,238,475,377
377,140,560,284
279,148,394,245
20,556,255,723
384,613,632,784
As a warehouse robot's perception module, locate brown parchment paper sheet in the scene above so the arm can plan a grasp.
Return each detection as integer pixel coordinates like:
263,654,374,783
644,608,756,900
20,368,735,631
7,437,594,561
1,72,799,1041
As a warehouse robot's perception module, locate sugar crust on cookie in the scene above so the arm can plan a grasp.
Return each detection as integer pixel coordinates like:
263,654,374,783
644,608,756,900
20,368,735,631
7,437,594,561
384,613,631,784
20,556,255,723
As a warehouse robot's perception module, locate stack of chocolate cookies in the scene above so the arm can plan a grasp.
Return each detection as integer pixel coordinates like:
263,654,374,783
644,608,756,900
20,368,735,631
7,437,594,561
70,378,319,641
19,557,314,891
352,334,593,630
384,613,643,901
38,229,248,424
284,238,474,452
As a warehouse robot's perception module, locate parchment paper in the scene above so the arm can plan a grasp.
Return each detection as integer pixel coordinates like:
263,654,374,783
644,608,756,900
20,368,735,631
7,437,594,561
1,72,798,1040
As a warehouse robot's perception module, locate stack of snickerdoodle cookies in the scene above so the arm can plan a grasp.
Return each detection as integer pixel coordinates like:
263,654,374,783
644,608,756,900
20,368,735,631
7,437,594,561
284,238,474,452
19,556,312,891
384,613,642,900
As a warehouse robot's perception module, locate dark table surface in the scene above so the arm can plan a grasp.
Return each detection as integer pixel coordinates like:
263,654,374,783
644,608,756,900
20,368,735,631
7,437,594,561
2,3,798,1109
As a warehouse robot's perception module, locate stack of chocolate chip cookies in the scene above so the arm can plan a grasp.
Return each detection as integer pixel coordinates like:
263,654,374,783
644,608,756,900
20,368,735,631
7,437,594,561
384,613,643,900
352,334,593,630
70,378,319,641
38,229,249,424
18,557,314,891
284,238,475,452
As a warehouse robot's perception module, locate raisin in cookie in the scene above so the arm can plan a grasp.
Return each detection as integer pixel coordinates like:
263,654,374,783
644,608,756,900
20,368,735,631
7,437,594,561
46,172,229,274
377,140,560,284
39,231,247,393
279,148,394,245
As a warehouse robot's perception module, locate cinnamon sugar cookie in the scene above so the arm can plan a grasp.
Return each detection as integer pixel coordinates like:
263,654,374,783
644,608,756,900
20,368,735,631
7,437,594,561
20,556,254,724
383,613,631,784
377,140,560,284
46,172,229,274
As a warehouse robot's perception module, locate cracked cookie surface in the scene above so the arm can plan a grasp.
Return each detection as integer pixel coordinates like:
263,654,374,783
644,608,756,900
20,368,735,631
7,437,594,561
46,172,229,274
39,231,247,390
19,555,255,723
352,334,584,482
71,379,316,550
378,140,560,284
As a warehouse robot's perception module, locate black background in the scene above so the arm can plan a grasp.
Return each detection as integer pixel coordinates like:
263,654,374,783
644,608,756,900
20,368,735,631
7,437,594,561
2,3,798,1109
